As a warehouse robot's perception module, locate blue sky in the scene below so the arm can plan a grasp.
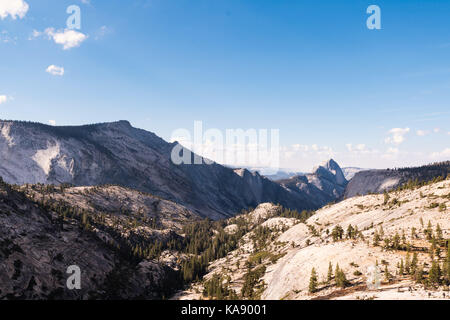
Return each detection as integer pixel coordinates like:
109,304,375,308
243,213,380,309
0,0,449,171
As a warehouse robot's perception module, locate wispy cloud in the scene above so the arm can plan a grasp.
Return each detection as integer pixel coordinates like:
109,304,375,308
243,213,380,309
94,26,111,40
384,128,410,145
430,148,450,159
416,130,429,137
0,30,18,44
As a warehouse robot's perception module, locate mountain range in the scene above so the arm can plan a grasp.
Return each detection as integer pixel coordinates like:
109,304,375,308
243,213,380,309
0,120,348,219
344,161,450,198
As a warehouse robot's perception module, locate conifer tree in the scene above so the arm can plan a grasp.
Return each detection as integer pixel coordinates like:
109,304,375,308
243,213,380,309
415,264,424,283
436,224,443,241
384,265,391,283
425,221,433,240
373,230,380,246
309,268,318,293
411,252,418,275
383,190,390,205
327,262,333,284
411,227,416,239
405,253,411,274
335,263,340,281
445,245,450,284
399,259,404,275
336,269,348,288
429,260,441,287
332,225,344,242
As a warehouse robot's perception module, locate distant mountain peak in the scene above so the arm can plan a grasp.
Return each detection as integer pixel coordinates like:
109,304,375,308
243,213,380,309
313,158,347,186
91,120,132,129
110,120,131,126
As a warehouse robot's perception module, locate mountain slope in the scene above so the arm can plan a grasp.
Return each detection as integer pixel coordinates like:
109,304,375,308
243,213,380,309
277,159,348,207
175,177,450,300
341,167,369,180
0,120,322,219
0,178,181,299
344,161,450,198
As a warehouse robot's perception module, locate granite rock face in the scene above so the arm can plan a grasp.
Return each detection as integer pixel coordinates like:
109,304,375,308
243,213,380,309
277,159,348,207
344,161,450,198
0,120,328,219
0,180,178,299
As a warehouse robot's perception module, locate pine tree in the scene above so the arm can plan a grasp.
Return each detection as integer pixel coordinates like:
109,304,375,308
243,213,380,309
445,244,450,284
411,252,418,275
392,233,400,250
399,259,404,275
327,262,333,284
309,268,318,293
425,221,433,240
373,230,380,246
334,264,348,288
415,264,424,283
436,224,443,241
383,190,390,205
411,227,416,239
429,260,441,287
335,263,340,282
405,253,411,275
332,226,344,242
335,269,348,288
346,224,354,239
384,265,391,283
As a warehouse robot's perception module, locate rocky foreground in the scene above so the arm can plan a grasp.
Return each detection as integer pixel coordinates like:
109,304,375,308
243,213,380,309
0,179,181,299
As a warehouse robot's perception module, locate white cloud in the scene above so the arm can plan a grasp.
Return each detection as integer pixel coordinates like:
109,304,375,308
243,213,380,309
48,120,56,126
381,147,400,160
28,29,42,40
433,128,441,133
0,0,29,20
0,30,18,44
45,28,87,50
384,127,410,145
46,65,65,76
346,143,378,156
387,147,399,154
430,148,450,159
0,95,7,104
416,130,429,137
